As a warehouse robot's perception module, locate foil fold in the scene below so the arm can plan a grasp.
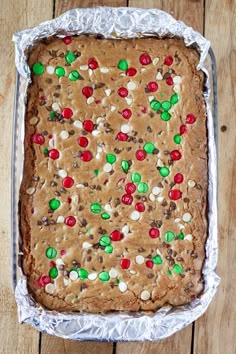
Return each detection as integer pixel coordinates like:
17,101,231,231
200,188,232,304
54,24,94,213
12,7,220,341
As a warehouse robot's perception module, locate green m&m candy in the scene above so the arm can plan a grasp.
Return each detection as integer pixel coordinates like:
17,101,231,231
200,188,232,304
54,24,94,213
164,231,175,243
159,166,170,177
161,111,171,121
55,66,65,77
150,99,161,111
49,267,58,279
49,198,60,210
121,160,129,172
106,154,116,164
144,142,155,154
99,235,111,247
99,271,110,282
46,247,57,259
137,182,149,193
65,51,76,64
174,134,182,144
170,93,180,105
173,264,183,274
90,203,102,214
105,245,113,254
50,111,56,118
78,268,88,280
118,59,128,71
161,101,172,111
153,255,163,265
178,232,184,240
101,212,110,220
94,169,99,176
131,172,141,183
167,269,172,275
69,70,80,81
32,62,45,75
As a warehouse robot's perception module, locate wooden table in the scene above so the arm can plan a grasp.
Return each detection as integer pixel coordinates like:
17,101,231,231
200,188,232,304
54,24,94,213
1,0,235,353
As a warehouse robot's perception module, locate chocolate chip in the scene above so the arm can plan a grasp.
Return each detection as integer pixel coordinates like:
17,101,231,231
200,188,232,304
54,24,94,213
196,184,202,190
141,196,147,202
89,234,94,240
84,182,89,187
49,220,55,225
167,249,173,255
163,72,171,79
183,198,189,203
138,138,144,143
54,174,59,179
147,273,154,278
114,198,120,207
114,148,122,154
114,211,118,217
46,78,52,84
53,93,60,98
190,252,198,259
86,256,92,262
176,257,184,262
98,227,103,234
69,130,75,135
55,85,61,90
80,218,87,227
153,148,159,154
50,181,57,187
169,202,176,210
221,125,227,132
162,200,168,207
37,220,42,225
94,82,105,89
96,185,102,191
148,205,153,212
42,216,48,222
90,185,96,190
138,247,145,252
98,256,103,263
78,206,84,211
59,265,64,271
172,251,177,257
80,284,88,291
60,187,66,193
163,150,170,155
48,209,54,214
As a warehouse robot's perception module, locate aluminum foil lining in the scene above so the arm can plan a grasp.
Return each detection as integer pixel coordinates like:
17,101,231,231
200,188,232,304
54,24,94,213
12,7,220,341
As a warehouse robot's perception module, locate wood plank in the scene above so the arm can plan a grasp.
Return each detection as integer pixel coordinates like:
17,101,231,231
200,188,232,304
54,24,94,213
41,334,113,354
194,0,236,353
162,0,204,33
117,0,203,352
0,1,53,353
41,1,126,353
54,0,127,17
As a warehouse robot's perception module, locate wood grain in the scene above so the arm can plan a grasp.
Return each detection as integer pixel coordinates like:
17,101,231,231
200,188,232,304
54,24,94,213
194,1,236,353
0,1,53,353
41,334,113,354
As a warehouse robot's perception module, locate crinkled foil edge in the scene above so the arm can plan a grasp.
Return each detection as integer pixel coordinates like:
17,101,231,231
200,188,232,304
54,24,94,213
12,7,220,341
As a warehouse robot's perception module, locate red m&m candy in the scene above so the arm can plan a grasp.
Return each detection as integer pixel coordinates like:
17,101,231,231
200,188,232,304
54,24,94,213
166,77,173,85
122,194,133,205
39,275,51,287
180,124,187,135
62,108,73,119
110,230,124,241
168,189,182,200
186,114,196,124
49,149,59,160
121,108,132,119
63,177,74,188
120,258,131,269
83,120,94,132
33,133,45,145
81,150,93,162
149,228,160,238
125,183,136,194
118,87,128,97
64,216,76,227
126,67,137,76
77,136,89,147
135,202,145,212
82,86,93,98
140,53,152,65
164,56,173,66
117,132,128,141
147,81,158,92
174,173,184,184
135,149,147,161
146,260,154,269
63,36,72,45
88,58,99,70
170,150,182,161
